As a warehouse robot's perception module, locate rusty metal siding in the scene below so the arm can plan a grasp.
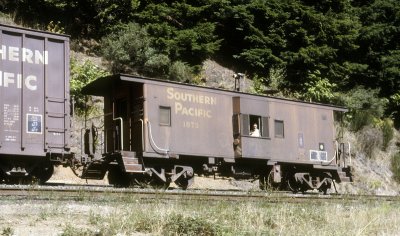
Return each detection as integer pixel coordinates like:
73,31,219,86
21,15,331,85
88,75,341,166
144,83,234,158
265,101,336,165
0,24,70,157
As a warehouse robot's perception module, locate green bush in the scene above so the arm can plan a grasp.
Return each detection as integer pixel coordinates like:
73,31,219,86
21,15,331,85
357,126,382,159
163,214,220,236
351,112,375,132
168,61,193,82
302,70,337,103
250,75,267,95
70,59,109,116
101,23,152,73
337,87,388,131
391,152,400,183
380,118,394,151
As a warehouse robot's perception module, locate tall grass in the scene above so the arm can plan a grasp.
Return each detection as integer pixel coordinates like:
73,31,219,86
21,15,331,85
57,198,400,236
392,152,400,183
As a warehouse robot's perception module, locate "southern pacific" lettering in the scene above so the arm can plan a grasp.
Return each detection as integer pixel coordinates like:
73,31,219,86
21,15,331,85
166,87,216,118
0,45,48,64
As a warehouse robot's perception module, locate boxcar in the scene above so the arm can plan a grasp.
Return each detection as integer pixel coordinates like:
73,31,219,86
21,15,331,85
81,74,352,192
0,24,71,183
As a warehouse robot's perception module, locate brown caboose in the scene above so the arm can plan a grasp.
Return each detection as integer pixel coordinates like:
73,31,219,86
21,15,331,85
81,74,351,192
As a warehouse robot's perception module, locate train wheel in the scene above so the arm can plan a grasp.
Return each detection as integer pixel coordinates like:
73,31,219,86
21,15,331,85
175,176,194,190
38,164,54,184
149,177,170,190
33,163,54,184
287,174,301,193
131,174,167,189
107,166,130,187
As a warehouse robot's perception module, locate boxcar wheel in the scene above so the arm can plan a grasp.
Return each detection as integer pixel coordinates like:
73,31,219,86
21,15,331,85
34,163,54,184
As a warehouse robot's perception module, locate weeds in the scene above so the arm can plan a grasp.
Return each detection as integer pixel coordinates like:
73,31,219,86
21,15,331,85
60,224,98,236
1,227,14,236
391,152,400,183
163,214,221,236
2,197,400,235
356,126,383,158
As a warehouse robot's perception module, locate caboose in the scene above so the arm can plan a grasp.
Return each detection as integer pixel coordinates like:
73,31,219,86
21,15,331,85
81,74,352,193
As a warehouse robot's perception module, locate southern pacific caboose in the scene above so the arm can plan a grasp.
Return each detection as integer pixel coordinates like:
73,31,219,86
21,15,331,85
80,74,352,193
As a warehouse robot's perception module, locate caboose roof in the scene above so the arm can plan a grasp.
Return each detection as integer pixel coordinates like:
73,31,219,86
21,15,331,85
82,74,348,112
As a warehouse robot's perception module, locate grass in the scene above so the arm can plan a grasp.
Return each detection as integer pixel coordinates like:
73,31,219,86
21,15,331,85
58,198,400,236
1,196,399,235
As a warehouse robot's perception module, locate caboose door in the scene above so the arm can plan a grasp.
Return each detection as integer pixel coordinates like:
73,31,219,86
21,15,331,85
129,84,144,153
110,82,144,152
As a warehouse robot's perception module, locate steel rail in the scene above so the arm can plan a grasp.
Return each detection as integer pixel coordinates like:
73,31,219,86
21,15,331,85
0,184,399,204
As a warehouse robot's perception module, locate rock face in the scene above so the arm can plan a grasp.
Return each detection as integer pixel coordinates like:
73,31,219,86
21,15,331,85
201,60,253,92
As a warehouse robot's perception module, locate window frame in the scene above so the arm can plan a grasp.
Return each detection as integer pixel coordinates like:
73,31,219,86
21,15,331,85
159,106,171,126
274,119,285,138
238,114,269,138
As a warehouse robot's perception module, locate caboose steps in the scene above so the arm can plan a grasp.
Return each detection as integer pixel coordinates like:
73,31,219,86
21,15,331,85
337,169,352,183
120,151,143,173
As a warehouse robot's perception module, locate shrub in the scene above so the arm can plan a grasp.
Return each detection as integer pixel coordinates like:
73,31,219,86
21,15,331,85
1,227,14,236
250,75,267,95
168,61,193,82
356,126,383,159
70,59,109,116
302,70,337,103
391,152,400,183
163,214,220,236
101,23,152,73
379,118,394,151
337,87,388,131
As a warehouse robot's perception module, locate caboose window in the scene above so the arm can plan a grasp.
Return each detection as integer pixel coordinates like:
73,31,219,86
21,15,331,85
274,120,284,138
249,115,261,137
240,114,269,138
159,106,171,126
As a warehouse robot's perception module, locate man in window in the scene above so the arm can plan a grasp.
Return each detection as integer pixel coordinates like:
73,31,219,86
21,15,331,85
250,123,260,137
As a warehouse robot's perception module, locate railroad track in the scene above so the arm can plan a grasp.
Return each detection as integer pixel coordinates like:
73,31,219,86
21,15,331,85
0,183,399,204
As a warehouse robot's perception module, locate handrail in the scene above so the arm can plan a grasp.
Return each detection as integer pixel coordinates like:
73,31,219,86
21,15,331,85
348,142,351,166
114,117,123,150
321,141,338,166
140,119,145,151
146,120,169,156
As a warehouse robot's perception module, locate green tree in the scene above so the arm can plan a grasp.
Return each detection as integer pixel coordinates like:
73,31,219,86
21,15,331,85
70,59,109,116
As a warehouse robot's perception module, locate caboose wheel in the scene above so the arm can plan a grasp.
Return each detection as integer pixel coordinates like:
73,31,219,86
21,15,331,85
287,175,301,193
149,177,170,190
175,176,194,190
107,166,130,187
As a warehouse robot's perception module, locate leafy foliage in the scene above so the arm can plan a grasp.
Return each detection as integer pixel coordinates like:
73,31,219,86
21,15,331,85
302,70,337,103
337,87,388,131
70,59,109,116
168,61,193,82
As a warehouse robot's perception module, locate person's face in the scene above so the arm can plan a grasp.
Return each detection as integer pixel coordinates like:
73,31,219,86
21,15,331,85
253,124,257,129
